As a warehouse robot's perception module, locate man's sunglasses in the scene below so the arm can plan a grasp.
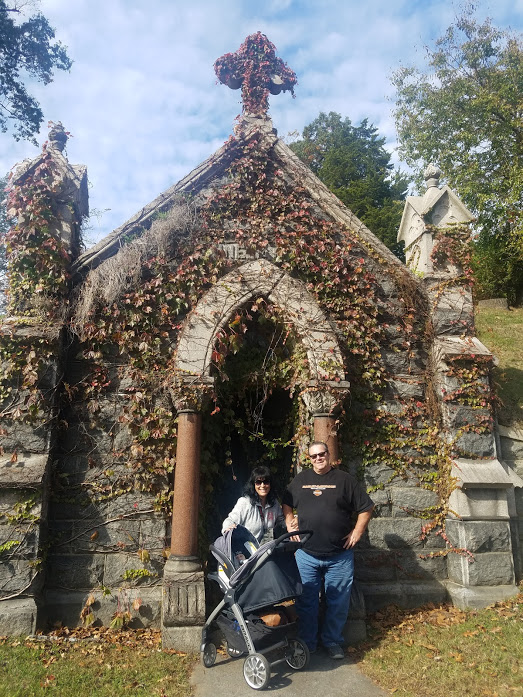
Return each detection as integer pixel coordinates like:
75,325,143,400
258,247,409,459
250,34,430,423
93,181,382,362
255,478,270,485
309,451,327,460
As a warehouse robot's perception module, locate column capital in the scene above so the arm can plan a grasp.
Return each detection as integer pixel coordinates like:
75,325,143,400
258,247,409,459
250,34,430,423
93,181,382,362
300,379,350,416
168,375,215,413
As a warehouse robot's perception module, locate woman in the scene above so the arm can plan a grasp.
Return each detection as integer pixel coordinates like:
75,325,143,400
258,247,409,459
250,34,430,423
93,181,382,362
222,465,284,544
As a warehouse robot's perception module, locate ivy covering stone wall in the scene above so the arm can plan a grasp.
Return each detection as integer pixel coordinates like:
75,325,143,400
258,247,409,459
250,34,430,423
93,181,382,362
0,115,518,637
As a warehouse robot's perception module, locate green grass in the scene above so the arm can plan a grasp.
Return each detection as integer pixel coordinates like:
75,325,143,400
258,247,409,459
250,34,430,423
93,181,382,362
0,597,521,697
0,629,195,697
355,593,522,697
475,306,523,426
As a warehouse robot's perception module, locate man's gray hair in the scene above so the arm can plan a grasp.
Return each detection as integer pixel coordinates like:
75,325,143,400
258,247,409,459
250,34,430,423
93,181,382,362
308,441,329,453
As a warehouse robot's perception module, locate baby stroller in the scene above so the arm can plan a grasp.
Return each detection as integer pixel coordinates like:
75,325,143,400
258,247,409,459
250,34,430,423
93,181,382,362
201,525,312,690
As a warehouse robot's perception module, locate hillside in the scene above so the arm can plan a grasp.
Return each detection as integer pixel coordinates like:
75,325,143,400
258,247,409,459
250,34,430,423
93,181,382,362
475,306,523,426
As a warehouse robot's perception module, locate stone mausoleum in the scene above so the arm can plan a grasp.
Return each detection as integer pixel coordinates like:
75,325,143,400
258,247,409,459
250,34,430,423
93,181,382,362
1,34,521,648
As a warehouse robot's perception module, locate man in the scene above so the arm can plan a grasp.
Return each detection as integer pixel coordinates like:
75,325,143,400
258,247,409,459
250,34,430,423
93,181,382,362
282,441,374,659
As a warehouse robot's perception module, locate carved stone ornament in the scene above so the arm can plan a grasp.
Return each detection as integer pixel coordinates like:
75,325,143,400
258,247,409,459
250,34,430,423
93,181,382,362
162,565,206,627
424,163,441,188
300,380,350,416
48,122,68,152
168,375,215,413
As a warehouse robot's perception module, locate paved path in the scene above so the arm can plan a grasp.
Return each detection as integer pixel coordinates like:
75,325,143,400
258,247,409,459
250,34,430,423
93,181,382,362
191,648,390,696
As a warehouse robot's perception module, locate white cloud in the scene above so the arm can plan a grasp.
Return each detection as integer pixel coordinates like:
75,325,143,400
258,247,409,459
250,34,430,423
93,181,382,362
1,0,521,245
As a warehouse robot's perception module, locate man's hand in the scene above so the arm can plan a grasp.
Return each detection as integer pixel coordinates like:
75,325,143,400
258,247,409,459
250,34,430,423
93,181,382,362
287,516,299,531
342,528,363,549
342,508,374,549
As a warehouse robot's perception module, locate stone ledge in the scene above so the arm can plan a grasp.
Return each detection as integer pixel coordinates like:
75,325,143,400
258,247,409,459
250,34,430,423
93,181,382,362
499,461,523,488
445,581,518,609
498,424,523,442
432,336,494,364
0,453,49,488
451,459,513,489
0,597,37,635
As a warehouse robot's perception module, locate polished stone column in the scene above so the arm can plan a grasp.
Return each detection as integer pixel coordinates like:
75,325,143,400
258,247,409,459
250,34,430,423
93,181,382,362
313,414,339,462
163,379,214,650
170,410,201,558
301,380,350,464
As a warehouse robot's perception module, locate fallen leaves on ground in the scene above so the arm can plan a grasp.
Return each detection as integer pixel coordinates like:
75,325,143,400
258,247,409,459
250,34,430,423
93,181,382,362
354,591,521,697
0,625,188,656
361,592,521,648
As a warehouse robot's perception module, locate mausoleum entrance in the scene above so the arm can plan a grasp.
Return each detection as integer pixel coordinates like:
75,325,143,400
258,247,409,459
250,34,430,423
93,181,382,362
201,303,300,542
205,385,295,545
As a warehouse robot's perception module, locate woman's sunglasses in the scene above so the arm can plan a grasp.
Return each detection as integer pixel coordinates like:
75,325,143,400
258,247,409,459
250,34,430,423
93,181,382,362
255,478,270,485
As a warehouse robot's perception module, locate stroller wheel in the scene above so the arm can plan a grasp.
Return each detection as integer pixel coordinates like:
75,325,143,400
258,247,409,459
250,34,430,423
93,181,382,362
285,638,310,670
226,641,245,658
201,642,217,668
243,652,271,690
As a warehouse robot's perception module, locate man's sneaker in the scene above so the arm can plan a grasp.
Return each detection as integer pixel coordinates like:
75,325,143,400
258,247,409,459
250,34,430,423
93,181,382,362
326,644,344,660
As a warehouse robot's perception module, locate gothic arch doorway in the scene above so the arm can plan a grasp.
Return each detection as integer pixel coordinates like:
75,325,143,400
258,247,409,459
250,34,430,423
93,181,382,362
163,259,350,648
167,259,350,551
201,301,301,543
175,258,345,381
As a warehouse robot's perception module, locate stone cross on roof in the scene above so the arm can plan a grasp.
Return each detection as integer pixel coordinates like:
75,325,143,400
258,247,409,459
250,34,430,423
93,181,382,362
214,32,297,116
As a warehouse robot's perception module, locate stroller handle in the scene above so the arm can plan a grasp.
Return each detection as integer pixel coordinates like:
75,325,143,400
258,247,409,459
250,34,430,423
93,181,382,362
273,529,313,547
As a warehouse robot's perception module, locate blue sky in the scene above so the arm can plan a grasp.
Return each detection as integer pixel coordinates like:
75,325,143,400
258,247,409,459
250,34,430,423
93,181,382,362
2,0,522,246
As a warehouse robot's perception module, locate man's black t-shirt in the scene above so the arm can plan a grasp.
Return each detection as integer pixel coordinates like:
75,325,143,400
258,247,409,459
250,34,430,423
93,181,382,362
282,467,374,557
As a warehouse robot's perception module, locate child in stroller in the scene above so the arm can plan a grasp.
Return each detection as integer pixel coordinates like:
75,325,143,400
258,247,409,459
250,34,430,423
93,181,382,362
201,524,312,690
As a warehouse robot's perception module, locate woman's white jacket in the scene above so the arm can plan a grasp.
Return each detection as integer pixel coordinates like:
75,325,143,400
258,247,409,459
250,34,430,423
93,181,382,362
221,496,284,543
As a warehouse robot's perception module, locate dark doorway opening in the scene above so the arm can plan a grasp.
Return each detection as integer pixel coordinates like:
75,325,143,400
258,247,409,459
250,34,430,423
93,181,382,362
201,303,302,551
203,386,295,544
202,389,294,540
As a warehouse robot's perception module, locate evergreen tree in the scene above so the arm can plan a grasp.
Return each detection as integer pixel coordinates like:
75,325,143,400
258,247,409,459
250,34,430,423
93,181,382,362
290,111,410,253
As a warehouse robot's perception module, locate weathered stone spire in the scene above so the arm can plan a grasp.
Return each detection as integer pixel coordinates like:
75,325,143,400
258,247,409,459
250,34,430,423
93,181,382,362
397,163,473,276
10,122,88,263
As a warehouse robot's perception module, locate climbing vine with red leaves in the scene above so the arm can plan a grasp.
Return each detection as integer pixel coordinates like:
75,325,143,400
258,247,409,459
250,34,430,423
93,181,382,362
214,32,297,115
430,222,474,284
3,150,71,317
65,125,473,558
1,125,495,565
0,146,72,463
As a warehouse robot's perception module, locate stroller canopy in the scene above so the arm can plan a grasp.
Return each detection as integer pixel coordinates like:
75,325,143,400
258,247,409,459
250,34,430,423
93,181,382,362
212,525,259,573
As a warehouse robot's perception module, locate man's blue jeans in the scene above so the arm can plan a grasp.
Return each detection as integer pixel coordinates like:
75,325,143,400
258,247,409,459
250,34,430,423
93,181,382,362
295,547,354,651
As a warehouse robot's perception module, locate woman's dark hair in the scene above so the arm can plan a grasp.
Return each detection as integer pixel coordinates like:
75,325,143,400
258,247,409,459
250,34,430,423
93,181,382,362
244,465,277,505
